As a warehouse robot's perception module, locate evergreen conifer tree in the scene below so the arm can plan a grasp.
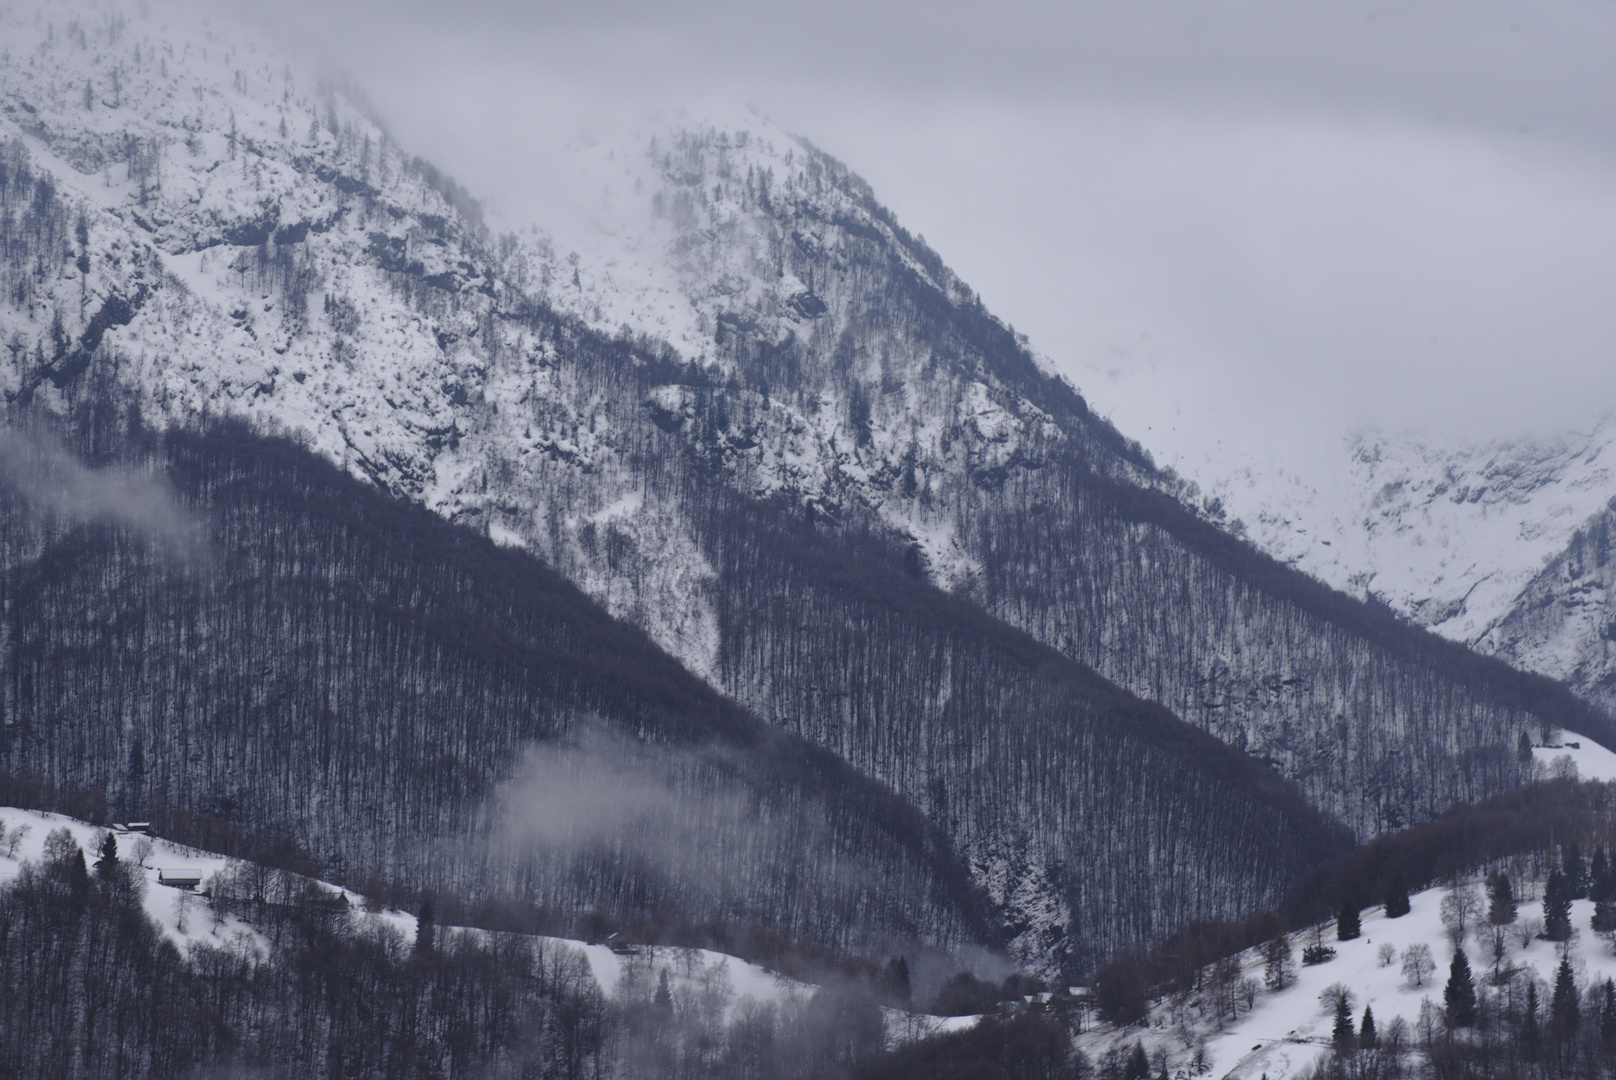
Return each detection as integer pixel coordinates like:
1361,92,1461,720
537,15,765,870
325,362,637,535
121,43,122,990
882,956,912,1005
95,831,118,880
414,896,435,955
654,968,673,1011
1384,872,1411,918
1332,996,1355,1047
1565,844,1589,900
1487,871,1517,925
1594,895,1616,934
1124,1042,1150,1080
1359,1005,1377,1049
1592,848,1612,902
1444,949,1476,1027
1337,896,1361,941
67,848,90,897
1553,953,1580,1035
1263,934,1292,991
1522,981,1541,1056
1602,979,1616,1046
1545,871,1573,941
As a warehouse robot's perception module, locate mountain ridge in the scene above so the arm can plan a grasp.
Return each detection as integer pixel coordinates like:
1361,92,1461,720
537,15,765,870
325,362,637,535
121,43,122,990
1,0,1609,980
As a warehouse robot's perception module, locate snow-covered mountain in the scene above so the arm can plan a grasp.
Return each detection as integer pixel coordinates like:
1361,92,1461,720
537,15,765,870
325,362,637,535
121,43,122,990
6,0,1612,985
1174,418,1616,709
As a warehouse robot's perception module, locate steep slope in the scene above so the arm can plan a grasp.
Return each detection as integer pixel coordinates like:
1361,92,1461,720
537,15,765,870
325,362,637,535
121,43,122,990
1480,503,1616,716
0,418,996,960
1185,420,1616,644
0,0,1349,978
1,0,1605,979
1169,416,1616,719
572,126,1610,842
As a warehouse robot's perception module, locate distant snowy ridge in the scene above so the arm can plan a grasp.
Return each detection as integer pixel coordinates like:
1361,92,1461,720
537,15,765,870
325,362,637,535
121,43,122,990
6,0,1606,984
1189,421,1616,642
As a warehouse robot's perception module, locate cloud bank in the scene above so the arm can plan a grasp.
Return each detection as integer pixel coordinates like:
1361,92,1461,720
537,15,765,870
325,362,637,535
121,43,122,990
219,0,1616,464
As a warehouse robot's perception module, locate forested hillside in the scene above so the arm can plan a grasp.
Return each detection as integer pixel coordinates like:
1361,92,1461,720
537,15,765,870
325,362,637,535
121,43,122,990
1482,505,1616,718
0,416,996,962
0,0,1608,981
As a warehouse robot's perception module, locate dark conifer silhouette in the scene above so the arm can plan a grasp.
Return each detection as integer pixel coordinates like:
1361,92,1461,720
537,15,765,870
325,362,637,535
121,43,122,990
1444,949,1476,1027
1592,847,1613,903
1567,844,1590,899
654,968,673,1012
1383,872,1411,918
1522,981,1541,1057
1554,953,1581,1036
1336,896,1361,940
414,896,435,955
1546,871,1574,941
1124,1042,1150,1080
1602,979,1616,1047
1332,995,1355,1046
95,831,118,880
1488,871,1517,925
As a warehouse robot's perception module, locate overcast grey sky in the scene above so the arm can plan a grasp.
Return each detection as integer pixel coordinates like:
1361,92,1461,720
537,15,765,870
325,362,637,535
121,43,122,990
241,0,1616,466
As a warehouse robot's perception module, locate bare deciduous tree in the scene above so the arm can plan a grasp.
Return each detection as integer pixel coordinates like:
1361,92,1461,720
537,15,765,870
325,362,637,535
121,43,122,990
1402,942,1436,988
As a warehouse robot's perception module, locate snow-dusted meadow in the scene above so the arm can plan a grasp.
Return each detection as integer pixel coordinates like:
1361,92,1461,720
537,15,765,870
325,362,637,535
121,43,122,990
0,805,273,957
1534,738,1616,784
0,805,974,1047
1075,870,1616,1079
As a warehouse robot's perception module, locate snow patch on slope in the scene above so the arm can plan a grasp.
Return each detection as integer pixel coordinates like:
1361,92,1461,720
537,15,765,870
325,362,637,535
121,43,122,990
1168,418,1616,648
1080,876,1616,1079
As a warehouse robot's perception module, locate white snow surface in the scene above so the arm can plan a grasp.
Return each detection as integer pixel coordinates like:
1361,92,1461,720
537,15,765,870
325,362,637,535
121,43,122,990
0,0,1011,678
1533,736,1616,784
0,805,967,1046
7,0,1613,698
0,806,801,1004
1079,876,1616,1080
1179,420,1616,647
0,805,274,957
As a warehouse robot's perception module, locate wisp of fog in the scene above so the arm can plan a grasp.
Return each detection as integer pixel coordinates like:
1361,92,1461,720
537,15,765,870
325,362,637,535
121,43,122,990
0,426,207,560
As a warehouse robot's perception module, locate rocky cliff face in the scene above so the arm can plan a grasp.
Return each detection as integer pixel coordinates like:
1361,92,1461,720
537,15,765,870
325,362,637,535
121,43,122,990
1176,406,1616,721
1,0,1604,977
1480,504,1616,718
1189,422,1616,644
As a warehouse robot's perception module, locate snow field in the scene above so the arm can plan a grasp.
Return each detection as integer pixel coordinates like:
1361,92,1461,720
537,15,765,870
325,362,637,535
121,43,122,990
0,805,964,1045
0,805,271,958
1079,876,1616,1079
1534,737,1616,784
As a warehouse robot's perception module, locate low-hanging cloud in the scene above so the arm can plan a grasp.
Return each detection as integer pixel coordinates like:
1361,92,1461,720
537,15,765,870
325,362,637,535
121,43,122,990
0,427,208,558
450,721,979,966
480,724,822,891
213,0,1616,467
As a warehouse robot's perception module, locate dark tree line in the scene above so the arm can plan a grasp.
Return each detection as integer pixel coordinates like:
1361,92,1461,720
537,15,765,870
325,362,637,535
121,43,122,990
2,829,1070,1080
1088,778,1616,1023
0,828,606,1080
529,128,1606,972
1301,962,1616,1080
695,489,1348,976
8,44,1613,993
0,414,994,965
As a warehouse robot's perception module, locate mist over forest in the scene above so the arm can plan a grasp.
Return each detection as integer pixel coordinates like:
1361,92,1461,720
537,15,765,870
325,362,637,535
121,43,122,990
4,0,1616,1076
